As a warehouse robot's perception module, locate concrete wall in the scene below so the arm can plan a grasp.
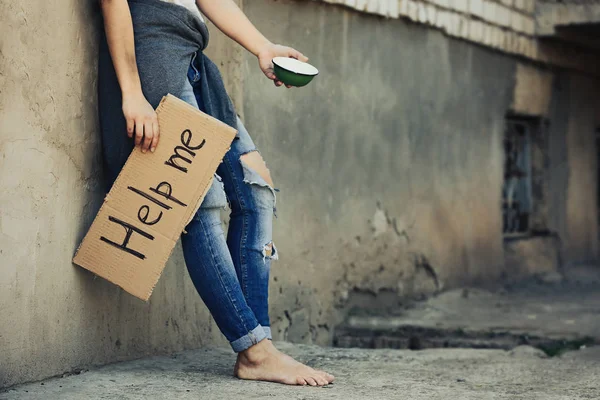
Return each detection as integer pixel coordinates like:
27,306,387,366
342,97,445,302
563,75,599,263
544,72,600,266
1,0,598,389
0,0,236,388
241,0,513,341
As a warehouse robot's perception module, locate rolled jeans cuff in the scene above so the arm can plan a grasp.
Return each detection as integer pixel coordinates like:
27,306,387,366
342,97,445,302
230,325,268,352
263,326,272,340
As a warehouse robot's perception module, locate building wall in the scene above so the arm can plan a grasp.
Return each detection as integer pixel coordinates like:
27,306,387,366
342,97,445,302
319,0,600,74
1,0,598,389
508,63,599,271
563,75,599,264
0,0,237,388
241,0,513,341
543,72,600,267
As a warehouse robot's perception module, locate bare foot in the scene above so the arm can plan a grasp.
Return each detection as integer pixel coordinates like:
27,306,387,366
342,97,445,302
234,339,335,386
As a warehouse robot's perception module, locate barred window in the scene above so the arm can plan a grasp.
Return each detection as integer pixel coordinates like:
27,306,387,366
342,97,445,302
503,118,533,236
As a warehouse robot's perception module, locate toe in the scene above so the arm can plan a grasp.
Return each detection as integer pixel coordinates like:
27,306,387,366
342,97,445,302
315,369,333,383
296,376,307,386
314,375,328,386
305,377,318,386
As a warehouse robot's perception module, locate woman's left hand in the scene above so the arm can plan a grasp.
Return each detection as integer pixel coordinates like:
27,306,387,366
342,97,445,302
257,43,308,88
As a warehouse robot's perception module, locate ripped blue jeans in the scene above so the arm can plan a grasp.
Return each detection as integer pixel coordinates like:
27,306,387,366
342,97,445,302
180,54,277,352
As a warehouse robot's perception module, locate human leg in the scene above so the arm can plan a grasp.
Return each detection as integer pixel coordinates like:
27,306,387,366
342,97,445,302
187,52,276,335
219,119,277,338
179,72,268,352
183,56,333,385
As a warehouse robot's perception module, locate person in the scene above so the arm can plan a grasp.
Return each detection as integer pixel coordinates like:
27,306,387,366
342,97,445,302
98,0,334,387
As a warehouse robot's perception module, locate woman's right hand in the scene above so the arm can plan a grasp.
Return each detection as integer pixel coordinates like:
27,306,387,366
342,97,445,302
122,91,160,153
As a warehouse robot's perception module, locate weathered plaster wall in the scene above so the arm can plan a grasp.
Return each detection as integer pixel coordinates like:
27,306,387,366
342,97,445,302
242,0,514,344
546,73,571,257
511,63,553,117
0,1,241,388
563,75,599,264
545,72,600,266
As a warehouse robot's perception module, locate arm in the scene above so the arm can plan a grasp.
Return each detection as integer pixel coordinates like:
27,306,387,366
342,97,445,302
100,0,159,152
196,0,308,87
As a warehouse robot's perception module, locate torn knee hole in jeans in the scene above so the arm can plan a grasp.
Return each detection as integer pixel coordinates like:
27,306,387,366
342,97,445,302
198,173,228,211
239,150,277,209
262,241,278,262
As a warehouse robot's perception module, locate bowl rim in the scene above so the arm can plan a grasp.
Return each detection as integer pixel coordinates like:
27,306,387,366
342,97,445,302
272,57,319,77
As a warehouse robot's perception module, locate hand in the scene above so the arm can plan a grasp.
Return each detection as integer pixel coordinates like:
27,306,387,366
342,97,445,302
122,91,159,153
256,43,308,88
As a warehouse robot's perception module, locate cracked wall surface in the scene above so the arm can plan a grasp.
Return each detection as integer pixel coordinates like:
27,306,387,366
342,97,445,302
2,0,599,389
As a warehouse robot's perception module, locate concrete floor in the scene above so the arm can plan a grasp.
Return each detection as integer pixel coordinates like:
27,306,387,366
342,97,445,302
4,268,600,399
2,342,599,400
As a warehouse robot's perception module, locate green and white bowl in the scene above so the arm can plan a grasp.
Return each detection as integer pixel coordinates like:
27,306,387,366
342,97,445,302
272,57,319,87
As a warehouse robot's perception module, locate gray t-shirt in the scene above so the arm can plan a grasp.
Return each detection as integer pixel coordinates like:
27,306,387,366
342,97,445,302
159,0,204,21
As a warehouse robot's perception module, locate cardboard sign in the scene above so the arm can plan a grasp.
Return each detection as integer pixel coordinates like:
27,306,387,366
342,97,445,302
73,94,237,301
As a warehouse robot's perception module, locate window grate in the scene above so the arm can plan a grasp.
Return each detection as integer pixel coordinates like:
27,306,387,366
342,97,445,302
503,119,533,236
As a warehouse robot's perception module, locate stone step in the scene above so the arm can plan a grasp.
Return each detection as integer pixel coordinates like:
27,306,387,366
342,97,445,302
334,267,600,356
